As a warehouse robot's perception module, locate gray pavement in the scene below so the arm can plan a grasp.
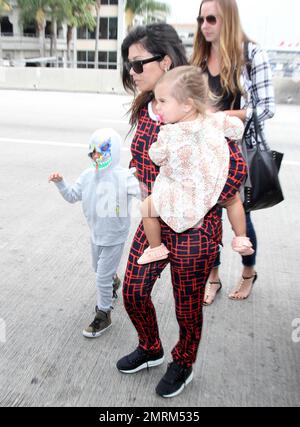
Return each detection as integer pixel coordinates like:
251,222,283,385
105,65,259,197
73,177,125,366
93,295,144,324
0,90,299,407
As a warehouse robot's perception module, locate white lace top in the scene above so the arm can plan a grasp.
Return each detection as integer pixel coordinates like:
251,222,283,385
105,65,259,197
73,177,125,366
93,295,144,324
149,112,244,233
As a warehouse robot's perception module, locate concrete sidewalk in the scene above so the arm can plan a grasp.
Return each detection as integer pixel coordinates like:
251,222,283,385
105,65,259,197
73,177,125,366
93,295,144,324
0,92,299,407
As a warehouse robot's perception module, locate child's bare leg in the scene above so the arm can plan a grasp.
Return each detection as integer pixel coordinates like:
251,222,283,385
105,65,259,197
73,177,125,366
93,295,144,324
222,193,246,237
222,193,254,256
141,196,161,248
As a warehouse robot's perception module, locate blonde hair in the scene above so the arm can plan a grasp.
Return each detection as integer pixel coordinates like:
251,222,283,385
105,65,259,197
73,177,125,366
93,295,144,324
157,65,209,115
191,0,250,103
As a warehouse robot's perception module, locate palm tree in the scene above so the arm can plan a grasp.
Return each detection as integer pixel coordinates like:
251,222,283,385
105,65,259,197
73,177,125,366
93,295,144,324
66,0,95,68
0,0,11,16
94,0,100,68
17,0,48,59
0,0,12,65
47,0,72,65
0,0,10,13
125,0,171,31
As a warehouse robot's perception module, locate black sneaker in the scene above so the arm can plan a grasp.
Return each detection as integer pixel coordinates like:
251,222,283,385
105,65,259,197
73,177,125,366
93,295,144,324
117,346,164,374
156,361,193,398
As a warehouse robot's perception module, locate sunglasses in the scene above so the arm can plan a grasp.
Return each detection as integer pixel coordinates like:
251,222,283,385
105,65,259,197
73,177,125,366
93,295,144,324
197,15,218,26
125,54,164,74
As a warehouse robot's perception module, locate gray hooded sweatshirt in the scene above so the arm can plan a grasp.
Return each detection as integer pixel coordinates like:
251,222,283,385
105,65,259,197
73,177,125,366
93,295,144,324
55,129,140,246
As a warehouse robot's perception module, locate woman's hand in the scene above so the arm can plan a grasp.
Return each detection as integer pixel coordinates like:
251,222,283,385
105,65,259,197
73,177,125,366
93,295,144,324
48,173,63,183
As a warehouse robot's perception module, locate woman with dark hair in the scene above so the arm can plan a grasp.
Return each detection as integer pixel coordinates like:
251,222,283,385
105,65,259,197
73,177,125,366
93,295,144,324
191,0,275,304
116,22,247,398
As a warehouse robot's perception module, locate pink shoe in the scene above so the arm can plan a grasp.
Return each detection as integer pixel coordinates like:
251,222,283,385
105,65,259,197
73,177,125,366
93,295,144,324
138,244,170,265
232,237,255,256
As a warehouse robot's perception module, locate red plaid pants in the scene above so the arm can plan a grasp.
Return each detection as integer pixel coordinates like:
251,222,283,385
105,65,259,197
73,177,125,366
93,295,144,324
123,221,219,368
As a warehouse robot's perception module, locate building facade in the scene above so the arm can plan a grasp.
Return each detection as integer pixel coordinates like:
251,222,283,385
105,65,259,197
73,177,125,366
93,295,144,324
132,10,167,27
76,0,124,69
267,42,300,79
171,23,197,60
0,0,125,68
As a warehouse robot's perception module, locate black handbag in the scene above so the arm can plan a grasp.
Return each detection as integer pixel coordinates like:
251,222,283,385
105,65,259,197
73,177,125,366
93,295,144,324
243,111,284,212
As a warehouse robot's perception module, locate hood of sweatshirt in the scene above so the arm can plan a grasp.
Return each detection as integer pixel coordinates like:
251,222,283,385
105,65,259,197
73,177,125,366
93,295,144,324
88,128,122,173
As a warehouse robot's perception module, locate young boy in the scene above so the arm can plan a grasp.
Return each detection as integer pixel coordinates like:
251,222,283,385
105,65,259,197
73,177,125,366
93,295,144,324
49,128,140,338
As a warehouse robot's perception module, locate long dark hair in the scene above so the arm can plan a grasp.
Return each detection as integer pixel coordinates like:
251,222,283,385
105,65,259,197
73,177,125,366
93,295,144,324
121,23,188,128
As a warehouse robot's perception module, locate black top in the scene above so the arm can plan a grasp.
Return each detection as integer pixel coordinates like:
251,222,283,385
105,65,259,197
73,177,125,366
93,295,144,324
205,67,241,112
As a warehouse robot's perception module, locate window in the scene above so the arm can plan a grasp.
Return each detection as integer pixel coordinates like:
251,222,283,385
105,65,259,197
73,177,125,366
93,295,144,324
99,17,118,40
0,16,13,36
77,51,95,68
77,50,117,69
22,20,36,37
98,51,117,69
77,22,96,40
88,51,95,68
77,26,87,39
98,51,107,69
109,18,118,40
77,50,87,68
101,0,118,4
88,27,96,40
77,51,86,62
108,51,117,69
78,17,117,40
99,18,108,39
45,21,52,38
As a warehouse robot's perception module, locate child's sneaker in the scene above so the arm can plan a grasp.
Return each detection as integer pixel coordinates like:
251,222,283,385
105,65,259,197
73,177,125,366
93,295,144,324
112,274,121,300
232,236,255,256
83,308,112,338
137,243,170,265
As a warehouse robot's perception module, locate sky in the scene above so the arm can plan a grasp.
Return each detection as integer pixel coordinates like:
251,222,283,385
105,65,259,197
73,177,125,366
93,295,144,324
166,0,300,48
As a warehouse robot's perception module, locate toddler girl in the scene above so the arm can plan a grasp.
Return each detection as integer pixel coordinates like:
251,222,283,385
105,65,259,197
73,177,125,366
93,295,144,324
138,66,253,265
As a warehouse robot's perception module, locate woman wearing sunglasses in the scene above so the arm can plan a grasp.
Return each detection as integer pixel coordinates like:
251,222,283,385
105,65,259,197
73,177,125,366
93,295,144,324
116,22,246,398
192,0,275,304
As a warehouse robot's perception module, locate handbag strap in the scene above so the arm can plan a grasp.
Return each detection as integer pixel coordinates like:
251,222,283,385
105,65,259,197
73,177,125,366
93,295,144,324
252,110,268,150
243,43,267,150
244,111,268,150
243,41,254,141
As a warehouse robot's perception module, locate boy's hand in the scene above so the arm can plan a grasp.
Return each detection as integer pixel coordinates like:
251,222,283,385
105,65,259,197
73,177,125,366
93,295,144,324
48,173,63,183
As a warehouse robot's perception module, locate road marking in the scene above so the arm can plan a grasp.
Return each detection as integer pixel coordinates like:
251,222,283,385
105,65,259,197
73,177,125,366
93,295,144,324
0,137,130,151
1,137,299,161
0,137,86,148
